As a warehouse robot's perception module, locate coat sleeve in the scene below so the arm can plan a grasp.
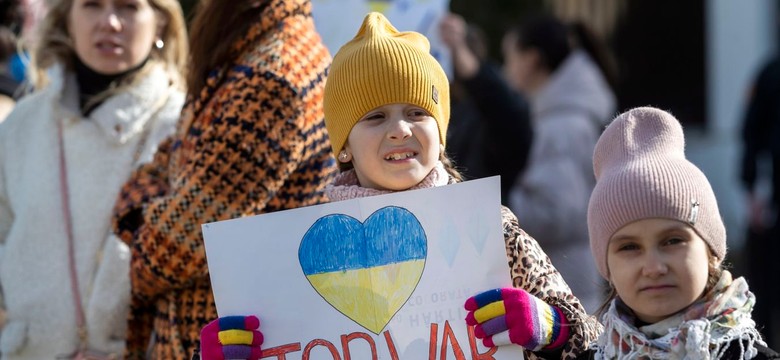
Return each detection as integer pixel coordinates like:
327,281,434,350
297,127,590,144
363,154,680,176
0,141,8,312
501,207,602,359
741,58,780,192
112,137,174,244
462,63,533,192
0,146,9,252
128,71,310,302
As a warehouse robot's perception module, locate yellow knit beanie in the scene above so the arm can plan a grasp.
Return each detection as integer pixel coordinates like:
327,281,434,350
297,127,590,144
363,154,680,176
324,12,450,155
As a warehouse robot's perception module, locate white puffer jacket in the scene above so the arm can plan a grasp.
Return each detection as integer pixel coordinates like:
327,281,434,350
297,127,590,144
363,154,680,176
0,64,184,359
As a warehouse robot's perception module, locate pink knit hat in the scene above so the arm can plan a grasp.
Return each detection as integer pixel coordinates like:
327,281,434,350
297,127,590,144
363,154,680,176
587,107,727,279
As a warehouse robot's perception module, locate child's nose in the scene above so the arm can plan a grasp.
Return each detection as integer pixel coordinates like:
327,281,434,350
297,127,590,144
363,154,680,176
387,119,412,140
641,251,668,278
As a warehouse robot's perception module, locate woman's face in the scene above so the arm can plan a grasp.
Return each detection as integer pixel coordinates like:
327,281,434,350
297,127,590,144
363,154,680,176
607,218,711,323
501,31,537,93
68,0,160,75
342,103,441,191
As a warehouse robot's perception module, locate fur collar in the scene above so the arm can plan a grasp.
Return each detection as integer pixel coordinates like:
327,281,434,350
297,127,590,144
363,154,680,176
45,63,173,144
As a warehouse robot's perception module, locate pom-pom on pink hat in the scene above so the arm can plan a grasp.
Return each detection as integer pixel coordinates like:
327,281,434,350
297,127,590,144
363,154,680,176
587,107,726,279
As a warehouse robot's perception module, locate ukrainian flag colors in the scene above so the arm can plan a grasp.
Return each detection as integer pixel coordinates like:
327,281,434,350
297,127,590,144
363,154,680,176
299,206,427,334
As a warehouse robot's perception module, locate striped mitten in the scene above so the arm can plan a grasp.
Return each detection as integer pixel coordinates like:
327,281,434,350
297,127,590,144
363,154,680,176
464,288,570,351
200,315,263,360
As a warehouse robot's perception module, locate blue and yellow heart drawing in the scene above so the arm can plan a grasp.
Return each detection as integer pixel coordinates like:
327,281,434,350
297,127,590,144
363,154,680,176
298,206,427,334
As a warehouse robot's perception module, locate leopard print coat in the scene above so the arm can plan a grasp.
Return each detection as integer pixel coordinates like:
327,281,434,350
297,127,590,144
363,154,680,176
501,206,603,359
329,172,601,359
111,0,337,358
326,172,600,358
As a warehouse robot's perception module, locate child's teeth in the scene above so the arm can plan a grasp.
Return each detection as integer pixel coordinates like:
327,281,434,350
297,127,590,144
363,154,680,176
387,152,413,160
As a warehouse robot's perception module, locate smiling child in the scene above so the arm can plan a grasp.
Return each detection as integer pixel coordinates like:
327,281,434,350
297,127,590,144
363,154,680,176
197,12,601,360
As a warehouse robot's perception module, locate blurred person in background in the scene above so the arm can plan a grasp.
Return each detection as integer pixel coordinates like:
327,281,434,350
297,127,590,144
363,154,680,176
741,53,780,349
0,0,24,334
0,0,188,357
0,0,25,122
440,14,533,205
8,0,49,88
110,0,338,357
503,14,617,312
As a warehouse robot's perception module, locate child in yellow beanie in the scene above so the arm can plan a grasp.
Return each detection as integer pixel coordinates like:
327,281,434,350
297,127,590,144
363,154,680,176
196,12,600,360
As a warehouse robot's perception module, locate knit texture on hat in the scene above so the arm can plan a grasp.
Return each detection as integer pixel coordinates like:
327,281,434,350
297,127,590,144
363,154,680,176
323,12,450,155
587,107,727,279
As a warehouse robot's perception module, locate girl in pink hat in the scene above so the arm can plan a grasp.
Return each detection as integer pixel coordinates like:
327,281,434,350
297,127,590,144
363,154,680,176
580,107,778,359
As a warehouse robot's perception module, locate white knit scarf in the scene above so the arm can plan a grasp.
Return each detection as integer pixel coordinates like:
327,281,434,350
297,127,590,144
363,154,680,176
595,271,766,359
325,161,451,201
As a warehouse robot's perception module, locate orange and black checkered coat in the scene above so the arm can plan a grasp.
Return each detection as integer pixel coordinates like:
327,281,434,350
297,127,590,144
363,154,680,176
111,0,337,357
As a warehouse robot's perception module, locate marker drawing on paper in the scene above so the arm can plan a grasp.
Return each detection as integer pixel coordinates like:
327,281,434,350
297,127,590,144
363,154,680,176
298,206,428,334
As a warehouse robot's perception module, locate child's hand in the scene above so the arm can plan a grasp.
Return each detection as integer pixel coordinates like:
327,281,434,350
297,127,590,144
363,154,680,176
464,288,570,351
200,315,263,360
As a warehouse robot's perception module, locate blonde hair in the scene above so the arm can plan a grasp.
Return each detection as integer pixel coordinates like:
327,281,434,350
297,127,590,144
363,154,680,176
30,0,188,92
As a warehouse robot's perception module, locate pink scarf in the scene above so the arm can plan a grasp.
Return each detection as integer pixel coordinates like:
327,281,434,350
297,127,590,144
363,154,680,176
325,161,450,202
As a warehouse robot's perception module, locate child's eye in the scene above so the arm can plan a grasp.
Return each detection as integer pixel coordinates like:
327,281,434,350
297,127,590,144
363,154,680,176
617,243,639,252
407,109,430,118
361,113,385,121
82,0,101,7
664,237,686,246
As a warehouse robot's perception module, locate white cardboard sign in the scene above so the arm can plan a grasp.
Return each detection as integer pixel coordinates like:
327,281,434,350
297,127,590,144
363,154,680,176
203,177,524,359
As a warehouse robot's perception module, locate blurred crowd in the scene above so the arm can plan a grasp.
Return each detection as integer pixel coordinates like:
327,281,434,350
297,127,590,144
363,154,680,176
0,0,777,359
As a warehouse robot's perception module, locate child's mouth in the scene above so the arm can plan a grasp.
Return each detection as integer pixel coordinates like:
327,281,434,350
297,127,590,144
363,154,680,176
384,152,416,161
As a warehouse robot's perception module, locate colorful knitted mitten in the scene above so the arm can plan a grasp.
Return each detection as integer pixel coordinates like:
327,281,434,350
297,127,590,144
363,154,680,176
464,288,570,351
200,315,264,360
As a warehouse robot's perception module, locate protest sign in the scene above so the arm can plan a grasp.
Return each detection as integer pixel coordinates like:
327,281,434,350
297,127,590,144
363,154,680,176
203,177,523,359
